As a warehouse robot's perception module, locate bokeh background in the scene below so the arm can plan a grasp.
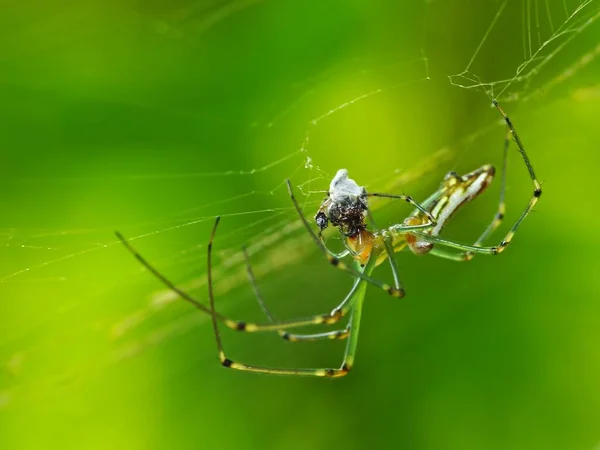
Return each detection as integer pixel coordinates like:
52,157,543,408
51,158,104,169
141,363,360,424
1,1,600,449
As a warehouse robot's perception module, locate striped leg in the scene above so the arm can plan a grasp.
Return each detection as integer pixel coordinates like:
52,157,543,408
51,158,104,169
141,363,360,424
366,208,406,297
243,246,356,342
367,192,437,225
244,220,437,341
492,101,542,252
209,223,375,378
280,328,350,342
472,125,510,247
117,228,362,334
433,126,510,262
410,101,541,260
258,209,433,342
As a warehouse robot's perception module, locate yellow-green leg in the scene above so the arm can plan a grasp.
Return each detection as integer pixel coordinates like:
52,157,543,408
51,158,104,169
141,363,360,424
408,101,541,260
242,246,361,342
472,125,510,247
117,229,363,333
492,100,542,253
209,219,375,377
365,208,407,297
367,192,437,225
280,328,350,342
425,128,510,263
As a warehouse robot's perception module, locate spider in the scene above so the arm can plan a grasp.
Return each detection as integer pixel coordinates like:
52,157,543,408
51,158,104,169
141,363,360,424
117,101,541,378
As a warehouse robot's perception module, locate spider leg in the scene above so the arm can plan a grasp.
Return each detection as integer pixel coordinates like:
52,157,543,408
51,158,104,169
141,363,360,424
254,219,433,343
323,246,352,259
209,218,373,377
243,246,358,342
117,228,363,333
410,187,445,216
279,328,350,342
244,219,436,341
367,192,437,226
491,101,541,251
426,246,473,262
366,209,405,296
471,125,510,247
409,232,499,255
424,128,510,263
409,101,541,259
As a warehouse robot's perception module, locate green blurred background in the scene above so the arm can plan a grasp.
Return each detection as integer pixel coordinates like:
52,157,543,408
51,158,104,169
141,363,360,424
2,1,600,449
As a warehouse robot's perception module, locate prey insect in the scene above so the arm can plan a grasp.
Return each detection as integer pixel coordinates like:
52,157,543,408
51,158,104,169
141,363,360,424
117,101,541,378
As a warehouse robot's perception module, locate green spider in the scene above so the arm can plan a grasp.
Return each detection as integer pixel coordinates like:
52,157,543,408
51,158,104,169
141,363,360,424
118,101,541,378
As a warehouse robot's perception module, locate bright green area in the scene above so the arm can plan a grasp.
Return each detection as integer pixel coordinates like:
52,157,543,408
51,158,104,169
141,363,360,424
1,1,600,449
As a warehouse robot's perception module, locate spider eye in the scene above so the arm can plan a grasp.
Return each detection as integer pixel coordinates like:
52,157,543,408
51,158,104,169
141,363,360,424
315,211,329,231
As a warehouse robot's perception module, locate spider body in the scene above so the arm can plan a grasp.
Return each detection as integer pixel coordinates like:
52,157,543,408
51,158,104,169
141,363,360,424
317,164,495,265
118,101,541,378
404,164,496,255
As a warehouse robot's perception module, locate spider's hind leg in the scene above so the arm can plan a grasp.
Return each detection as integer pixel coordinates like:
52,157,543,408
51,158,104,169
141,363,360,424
414,101,541,260
491,101,542,253
471,124,511,250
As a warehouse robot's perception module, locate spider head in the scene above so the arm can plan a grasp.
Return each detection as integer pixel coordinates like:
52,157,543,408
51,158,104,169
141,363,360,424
315,169,368,237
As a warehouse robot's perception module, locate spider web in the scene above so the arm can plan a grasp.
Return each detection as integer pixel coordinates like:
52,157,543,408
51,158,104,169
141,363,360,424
0,0,598,412
448,0,600,103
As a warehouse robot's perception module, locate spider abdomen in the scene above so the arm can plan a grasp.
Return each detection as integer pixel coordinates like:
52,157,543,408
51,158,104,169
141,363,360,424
406,165,495,255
